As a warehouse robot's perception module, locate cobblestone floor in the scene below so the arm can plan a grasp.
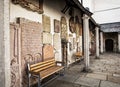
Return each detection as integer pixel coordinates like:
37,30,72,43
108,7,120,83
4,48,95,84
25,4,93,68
42,53,120,87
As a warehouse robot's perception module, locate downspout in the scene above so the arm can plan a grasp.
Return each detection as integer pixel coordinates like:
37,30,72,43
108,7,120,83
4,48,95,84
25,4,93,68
81,0,83,5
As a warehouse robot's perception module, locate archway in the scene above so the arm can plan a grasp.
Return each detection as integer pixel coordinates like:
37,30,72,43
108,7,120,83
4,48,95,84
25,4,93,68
105,39,114,52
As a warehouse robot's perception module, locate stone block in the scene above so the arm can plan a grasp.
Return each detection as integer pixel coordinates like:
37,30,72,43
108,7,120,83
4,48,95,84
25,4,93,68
10,23,21,87
108,75,120,84
43,44,54,61
42,15,51,32
53,33,61,50
18,19,43,86
100,81,120,87
75,77,100,87
54,19,60,33
43,32,52,44
86,73,107,80
57,74,80,83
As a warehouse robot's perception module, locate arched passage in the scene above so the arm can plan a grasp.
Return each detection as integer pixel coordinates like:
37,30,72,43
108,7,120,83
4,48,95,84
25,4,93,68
105,39,114,52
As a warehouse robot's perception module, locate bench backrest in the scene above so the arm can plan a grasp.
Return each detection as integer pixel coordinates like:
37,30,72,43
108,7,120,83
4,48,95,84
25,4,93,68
28,59,56,73
74,52,82,57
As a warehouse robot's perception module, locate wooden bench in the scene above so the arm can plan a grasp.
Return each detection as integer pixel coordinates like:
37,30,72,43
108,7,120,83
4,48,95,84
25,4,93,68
28,59,64,87
74,52,83,62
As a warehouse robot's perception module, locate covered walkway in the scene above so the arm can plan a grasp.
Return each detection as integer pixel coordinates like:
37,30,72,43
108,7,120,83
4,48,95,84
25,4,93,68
44,53,120,87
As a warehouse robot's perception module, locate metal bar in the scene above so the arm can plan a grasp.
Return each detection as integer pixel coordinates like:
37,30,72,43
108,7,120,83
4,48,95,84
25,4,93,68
38,75,41,87
28,73,31,87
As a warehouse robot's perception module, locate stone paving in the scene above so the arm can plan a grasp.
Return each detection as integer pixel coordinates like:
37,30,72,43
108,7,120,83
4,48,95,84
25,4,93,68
43,53,120,87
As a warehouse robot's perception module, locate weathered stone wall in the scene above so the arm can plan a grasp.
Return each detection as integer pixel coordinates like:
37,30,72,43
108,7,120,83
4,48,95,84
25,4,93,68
10,23,21,87
20,19,43,86
103,33,118,52
10,18,43,87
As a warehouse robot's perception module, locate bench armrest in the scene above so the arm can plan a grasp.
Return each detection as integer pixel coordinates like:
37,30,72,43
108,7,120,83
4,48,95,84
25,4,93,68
29,71,40,75
56,61,64,66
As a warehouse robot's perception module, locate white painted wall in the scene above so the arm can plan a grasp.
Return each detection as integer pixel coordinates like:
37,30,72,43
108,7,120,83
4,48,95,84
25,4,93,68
10,0,65,62
93,8,120,24
93,0,120,24
10,3,42,22
81,0,120,24
10,0,83,65
80,0,94,12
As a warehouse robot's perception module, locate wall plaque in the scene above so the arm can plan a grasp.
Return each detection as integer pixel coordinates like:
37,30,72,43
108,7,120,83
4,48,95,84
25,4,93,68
10,23,20,87
20,18,42,86
54,19,60,33
43,32,52,44
69,17,75,33
53,33,61,50
61,17,68,41
43,45,54,61
42,15,51,32
12,0,44,14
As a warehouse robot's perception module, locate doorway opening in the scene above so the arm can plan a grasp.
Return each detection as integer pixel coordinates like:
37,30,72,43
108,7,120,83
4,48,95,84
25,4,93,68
105,39,113,52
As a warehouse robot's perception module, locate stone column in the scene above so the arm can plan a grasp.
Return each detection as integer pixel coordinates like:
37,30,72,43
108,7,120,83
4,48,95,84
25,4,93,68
0,0,11,87
96,27,100,58
100,32,103,53
83,14,90,71
118,33,120,52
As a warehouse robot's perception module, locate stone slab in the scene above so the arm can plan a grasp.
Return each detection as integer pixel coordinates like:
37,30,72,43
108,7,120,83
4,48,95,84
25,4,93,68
46,80,79,87
10,24,20,87
108,75,120,84
61,17,67,40
100,81,120,87
93,71,112,76
113,73,120,77
69,38,73,50
75,77,100,87
43,45,54,61
20,21,43,86
43,32,52,44
57,74,80,83
81,86,90,87
55,52,61,61
53,33,61,50
86,73,107,80
54,19,60,33
42,15,51,32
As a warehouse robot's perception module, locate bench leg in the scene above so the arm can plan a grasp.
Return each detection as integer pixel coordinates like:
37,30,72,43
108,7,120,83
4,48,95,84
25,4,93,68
38,75,41,87
28,73,30,87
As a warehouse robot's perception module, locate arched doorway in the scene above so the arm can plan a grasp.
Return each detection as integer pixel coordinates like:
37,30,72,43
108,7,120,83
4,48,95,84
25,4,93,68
105,39,114,52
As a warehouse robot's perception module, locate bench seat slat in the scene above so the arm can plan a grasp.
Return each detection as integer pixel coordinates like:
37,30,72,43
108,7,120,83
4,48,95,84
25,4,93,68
40,66,64,79
30,59,55,67
30,61,55,71
31,63,56,73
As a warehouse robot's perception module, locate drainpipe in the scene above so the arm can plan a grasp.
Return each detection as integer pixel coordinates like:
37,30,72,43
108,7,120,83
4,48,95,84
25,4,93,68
81,0,83,5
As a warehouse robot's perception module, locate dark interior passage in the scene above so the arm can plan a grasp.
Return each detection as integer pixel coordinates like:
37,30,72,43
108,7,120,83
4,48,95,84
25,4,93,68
105,39,113,52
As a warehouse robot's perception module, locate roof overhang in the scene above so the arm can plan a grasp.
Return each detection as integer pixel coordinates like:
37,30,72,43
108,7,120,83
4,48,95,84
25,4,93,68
100,22,120,33
65,0,93,16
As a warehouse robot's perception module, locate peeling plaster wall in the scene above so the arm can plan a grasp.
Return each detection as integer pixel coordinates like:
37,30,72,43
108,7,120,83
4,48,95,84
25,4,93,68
10,0,83,66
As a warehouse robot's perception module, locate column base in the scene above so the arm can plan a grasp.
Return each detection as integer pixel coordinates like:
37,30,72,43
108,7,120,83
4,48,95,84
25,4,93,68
95,56,100,59
100,52,104,54
82,67,93,73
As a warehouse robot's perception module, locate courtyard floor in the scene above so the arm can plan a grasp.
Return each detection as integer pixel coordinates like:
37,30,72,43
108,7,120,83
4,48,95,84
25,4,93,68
44,53,120,87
